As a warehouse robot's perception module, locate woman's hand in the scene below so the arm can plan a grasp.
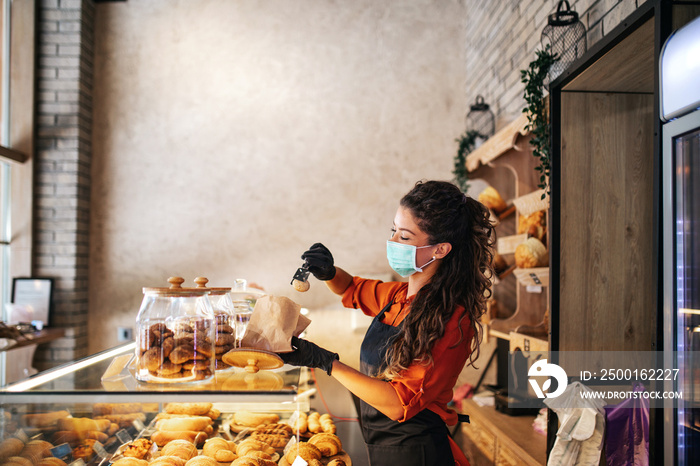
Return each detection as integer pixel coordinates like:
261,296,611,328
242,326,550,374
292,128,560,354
301,243,336,280
279,336,339,375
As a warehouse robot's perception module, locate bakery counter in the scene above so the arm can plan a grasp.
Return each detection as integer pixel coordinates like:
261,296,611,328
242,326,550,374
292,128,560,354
0,343,309,406
0,343,362,465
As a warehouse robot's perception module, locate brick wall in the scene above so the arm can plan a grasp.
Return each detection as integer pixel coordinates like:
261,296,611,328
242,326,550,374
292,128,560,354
33,0,94,370
464,0,649,127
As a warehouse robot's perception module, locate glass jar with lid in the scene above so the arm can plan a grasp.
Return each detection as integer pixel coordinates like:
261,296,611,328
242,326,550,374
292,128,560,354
229,278,266,347
199,279,236,371
135,277,215,383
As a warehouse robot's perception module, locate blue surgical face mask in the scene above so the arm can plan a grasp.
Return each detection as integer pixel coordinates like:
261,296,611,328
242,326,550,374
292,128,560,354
386,240,436,277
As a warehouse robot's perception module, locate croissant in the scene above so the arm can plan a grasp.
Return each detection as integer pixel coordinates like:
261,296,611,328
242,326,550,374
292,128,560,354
184,457,218,466
149,456,187,466
284,442,322,464
230,457,276,466
160,440,197,460
319,413,336,434
236,439,275,457
309,432,342,456
202,437,237,463
307,412,321,433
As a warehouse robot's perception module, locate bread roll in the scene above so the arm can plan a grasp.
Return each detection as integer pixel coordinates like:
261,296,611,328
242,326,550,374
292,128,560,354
56,417,111,433
514,237,548,268
284,442,322,464
92,403,143,416
111,459,149,466
328,460,348,466
165,403,213,416
19,440,53,464
232,411,279,428
0,438,25,460
478,186,507,213
230,457,276,466
151,431,207,448
94,412,147,428
290,410,308,434
20,410,70,428
155,416,212,432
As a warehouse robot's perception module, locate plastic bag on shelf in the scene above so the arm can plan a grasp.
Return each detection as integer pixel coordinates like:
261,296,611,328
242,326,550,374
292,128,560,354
603,383,649,466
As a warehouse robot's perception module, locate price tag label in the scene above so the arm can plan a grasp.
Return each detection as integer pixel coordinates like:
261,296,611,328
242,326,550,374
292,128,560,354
50,443,72,460
291,457,309,466
14,429,29,443
133,418,146,431
116,429,132,444
526,285,542,293
93,441,109,460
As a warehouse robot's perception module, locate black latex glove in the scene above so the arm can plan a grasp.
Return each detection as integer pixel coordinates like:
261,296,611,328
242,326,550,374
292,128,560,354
279,336,339,376
301,243,336,281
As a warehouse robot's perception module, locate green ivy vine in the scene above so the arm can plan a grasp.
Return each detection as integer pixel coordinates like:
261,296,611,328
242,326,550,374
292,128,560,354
452,129,480,193
520,45,557,199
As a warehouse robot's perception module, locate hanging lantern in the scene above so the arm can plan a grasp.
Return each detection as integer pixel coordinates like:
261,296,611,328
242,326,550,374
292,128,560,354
541,0,586,84
466,95,495,146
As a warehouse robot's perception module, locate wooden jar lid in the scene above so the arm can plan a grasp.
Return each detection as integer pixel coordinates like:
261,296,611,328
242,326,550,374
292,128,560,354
221,348,284,373
143,276,212,295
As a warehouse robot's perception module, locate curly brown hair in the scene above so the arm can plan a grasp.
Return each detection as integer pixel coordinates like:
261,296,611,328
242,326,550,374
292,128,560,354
381,180,494,379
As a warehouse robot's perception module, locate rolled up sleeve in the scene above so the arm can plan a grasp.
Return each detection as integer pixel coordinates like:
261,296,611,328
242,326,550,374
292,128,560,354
341,276,403,318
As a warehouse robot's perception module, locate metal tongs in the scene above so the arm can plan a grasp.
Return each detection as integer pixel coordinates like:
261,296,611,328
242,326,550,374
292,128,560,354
290,262,310,285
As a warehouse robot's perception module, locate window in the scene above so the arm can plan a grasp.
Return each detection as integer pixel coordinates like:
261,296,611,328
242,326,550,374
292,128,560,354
0,0,33,319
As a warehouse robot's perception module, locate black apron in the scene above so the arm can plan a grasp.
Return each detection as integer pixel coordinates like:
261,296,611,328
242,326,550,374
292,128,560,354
359,301,455,466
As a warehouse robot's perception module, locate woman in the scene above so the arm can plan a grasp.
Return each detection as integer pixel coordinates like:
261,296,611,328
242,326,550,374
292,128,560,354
281,180,494,466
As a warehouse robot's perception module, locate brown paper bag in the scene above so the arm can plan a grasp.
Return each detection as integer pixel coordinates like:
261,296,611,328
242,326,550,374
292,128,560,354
240,295,311,352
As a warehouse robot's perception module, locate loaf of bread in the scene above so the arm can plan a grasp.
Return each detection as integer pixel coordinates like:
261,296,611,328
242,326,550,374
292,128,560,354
151,431,207,448
92,403,144,416
514,237,548,268
20,410,70,428
165,403,213,416
478,186,507,213
249,423,292,449
3,457,32,466
308,432,342,456
155,416,212,432
284,442,322,464
94,412,147,428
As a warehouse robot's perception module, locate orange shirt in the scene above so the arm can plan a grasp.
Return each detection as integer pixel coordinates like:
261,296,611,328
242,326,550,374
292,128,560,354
342,276,474,425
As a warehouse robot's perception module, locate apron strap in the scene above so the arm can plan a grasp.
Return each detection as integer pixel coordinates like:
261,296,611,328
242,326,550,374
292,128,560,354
457,413,470,424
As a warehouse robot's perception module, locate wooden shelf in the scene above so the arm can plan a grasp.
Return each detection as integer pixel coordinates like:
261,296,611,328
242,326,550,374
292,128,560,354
466,114,529,172
513,267,549,287
459,398,546,466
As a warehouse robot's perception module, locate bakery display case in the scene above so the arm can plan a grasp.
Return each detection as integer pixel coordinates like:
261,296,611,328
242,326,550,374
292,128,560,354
0,342,353,465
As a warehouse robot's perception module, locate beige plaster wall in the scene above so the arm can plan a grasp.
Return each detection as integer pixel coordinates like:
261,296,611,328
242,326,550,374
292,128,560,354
89,0,468,353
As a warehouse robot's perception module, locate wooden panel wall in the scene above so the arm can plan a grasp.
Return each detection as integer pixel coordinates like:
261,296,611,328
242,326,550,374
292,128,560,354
559,92,654,351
